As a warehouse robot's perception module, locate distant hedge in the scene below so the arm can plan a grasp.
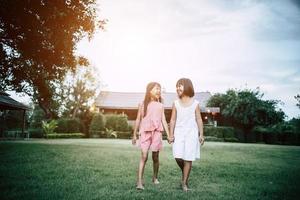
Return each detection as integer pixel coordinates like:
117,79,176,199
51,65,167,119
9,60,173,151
55,118,83,133
105,114,130,132
89,114,105,136
47,133,84,139
253,124,300,145
204,126,237,142
29,128,44,138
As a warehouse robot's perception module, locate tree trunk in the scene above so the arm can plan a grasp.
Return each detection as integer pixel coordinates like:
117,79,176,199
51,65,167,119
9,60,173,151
38,100,53,119
72,106,79,119
34,78,56,119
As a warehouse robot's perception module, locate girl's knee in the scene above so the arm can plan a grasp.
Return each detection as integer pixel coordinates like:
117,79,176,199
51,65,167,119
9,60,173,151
141,154,148,162
152,152,159,163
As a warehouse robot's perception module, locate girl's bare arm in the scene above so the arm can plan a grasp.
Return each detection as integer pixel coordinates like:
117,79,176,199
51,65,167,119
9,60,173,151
195,104,204,145
169,103,177,142
161,107,170,139
132,104,142,145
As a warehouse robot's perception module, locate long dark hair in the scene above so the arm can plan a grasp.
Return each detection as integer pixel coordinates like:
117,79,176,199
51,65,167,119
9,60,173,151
143,82,162,117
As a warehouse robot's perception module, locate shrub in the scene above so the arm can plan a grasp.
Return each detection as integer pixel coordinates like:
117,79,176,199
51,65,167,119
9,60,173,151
89,113,105,136
204,136,224,142
42,120,57,138
47,133,84,139
117,131,132,139
204,126,236,140
104,128,118,138
55,118,83,133
105,114,129,131
29,128,44,138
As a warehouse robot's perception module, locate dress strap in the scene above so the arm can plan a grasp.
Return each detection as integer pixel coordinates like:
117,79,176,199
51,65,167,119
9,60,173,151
192,100,199,111
174,100,179,109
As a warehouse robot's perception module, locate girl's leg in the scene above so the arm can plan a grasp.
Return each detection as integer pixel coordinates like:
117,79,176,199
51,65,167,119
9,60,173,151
175,158,184,173
175,158,184,182
137,150,148,189
152,151,159,183
182,160,192,191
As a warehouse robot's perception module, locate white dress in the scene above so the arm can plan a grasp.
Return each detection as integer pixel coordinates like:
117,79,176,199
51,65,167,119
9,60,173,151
172,99,200,161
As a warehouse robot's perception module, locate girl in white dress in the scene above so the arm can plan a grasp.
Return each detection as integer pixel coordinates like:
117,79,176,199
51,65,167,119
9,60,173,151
169,78,204,192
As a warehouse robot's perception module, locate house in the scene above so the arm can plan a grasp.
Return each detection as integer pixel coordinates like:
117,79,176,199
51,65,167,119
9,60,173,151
95,91,220,126
0,91,30,138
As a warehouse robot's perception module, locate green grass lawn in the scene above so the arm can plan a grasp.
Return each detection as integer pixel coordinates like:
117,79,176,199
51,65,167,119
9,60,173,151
0,139,300,200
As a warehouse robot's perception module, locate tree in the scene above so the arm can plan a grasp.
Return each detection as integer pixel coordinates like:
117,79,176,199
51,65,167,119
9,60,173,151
60,65,100,119
295,94,300,109
0,0,105,118
29,103,46,129
207,88,285,142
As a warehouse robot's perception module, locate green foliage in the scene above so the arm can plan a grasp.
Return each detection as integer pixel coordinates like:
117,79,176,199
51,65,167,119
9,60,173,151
204,136,224,142
60,66,100,119
253,122,300,145
127,124,133,132
89,113,105,135
207,89,285,128
47,133,84,139
204,126,236,140
88,114,131,138
295,94,300,109
28,128,44,138
29,104,46,129
115,131,132,139
55,118,83,133
105,114,129,132
3,130,28,138
0,0,105,118
289,117,300,131
42,120,57,138
104,128,118,138
207,88,285,142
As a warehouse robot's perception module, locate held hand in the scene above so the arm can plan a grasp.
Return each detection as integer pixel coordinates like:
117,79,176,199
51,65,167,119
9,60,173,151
168,136,174,144
132,135,137,145
167,137,171,144
199,136,205,146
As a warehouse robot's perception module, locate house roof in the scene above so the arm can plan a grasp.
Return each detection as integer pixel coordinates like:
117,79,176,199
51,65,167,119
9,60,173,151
95,91,220,113
0,91,30,110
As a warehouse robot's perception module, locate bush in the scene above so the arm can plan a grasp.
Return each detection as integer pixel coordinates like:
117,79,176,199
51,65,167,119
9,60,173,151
29,128,44,138
253,126,275,144
42,120,57,138
204,126,236,141
253,124,300,145
89,114,105,136
55,118,83,133
3,130,27,138
204,136,224,142
117,131,132,139
47,133,84,139
105,114,129,132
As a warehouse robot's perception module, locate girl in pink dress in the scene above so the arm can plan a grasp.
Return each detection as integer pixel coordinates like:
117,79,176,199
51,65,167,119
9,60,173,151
132,82,171,190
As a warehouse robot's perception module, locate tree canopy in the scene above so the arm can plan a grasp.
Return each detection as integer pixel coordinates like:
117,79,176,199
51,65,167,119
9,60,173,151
207,88,285,141
0,0,105,118
295,94,300,109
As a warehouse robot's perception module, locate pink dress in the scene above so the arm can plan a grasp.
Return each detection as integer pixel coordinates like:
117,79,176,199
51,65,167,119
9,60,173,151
138,101,164,152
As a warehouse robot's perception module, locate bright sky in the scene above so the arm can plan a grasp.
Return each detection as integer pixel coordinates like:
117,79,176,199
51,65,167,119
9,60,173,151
75,0,300,119
9,0,300,119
